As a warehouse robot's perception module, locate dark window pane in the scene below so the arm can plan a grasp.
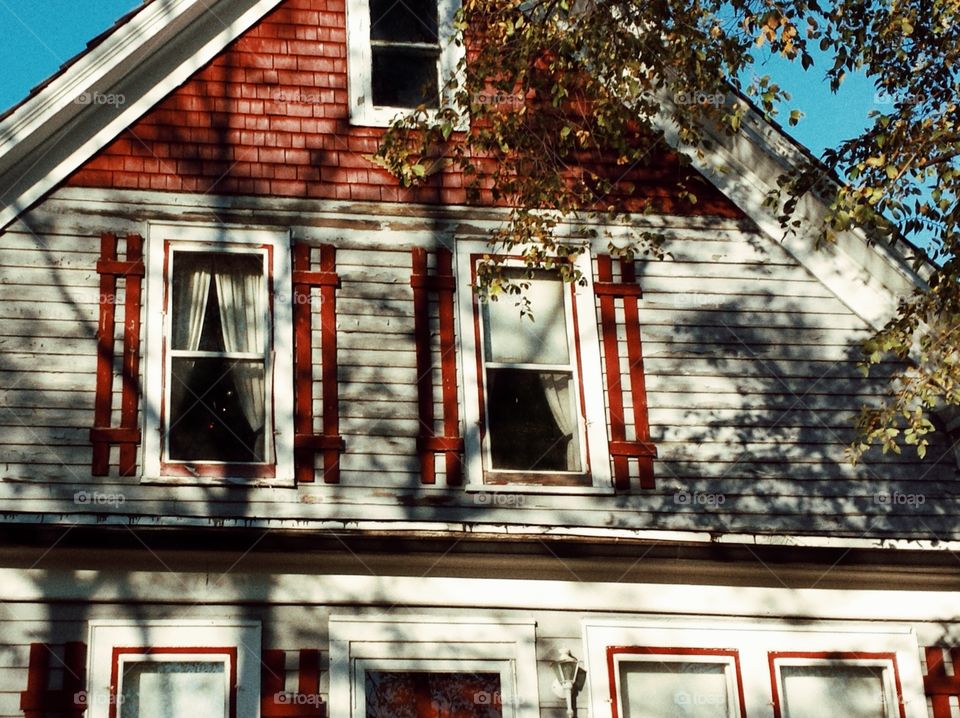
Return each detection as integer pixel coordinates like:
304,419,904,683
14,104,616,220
169,358,265,462
486,368,580,471
372,48,440,108
365,671,502,718
370,0,438,43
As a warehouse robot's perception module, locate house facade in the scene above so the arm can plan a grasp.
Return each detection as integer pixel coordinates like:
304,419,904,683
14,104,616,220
1,1,960,718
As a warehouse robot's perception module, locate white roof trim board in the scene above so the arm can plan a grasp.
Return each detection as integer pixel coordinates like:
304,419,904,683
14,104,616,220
0,0,283,230
0,0,928,326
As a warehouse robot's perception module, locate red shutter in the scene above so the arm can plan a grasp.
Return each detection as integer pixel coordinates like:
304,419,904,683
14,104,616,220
292,243,344,483
595,254,657,490
924,646,960,718
261,649,325,718
20,642,86,718
90,233,144,476
411,247,463,485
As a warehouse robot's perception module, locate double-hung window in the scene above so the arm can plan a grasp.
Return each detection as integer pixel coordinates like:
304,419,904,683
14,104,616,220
457,243,611,490
143,224,294,482
347,0,462,124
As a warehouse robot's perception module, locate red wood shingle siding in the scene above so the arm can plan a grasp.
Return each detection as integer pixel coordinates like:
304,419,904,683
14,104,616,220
66,0,741,216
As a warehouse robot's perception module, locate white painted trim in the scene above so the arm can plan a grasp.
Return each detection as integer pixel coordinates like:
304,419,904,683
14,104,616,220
329,615,539,718
0,0,285,231
455,240,611,489
650,91,921,330
86,620,261,718
143,222,294,483
6,572,960,625
346,0,464,126
582,618,926,718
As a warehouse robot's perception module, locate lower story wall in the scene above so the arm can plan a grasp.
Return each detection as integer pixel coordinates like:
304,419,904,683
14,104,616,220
0,566,958,718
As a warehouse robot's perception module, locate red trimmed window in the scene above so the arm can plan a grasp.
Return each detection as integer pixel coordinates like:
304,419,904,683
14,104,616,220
143,225,294,482
86,621,261,718
456,246,612,489
607,647,746,718
768,652,906,718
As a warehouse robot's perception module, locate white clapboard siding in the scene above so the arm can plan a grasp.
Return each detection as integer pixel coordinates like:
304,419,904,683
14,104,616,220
0,193,953,541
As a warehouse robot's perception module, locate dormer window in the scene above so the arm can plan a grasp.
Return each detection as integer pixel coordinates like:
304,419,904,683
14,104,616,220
347,0,462,125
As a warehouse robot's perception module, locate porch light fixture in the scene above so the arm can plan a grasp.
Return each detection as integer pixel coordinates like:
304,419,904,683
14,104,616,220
552,648,582,718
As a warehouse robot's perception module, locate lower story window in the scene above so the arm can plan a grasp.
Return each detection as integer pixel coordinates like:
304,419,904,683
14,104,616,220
770,654,904,718
86,620,261,718
115,650,235,718
609,648,744,718
330,616,539,718
583,620,924,718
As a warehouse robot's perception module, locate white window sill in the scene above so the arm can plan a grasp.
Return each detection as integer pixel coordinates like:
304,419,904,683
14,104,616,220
464,484,617,496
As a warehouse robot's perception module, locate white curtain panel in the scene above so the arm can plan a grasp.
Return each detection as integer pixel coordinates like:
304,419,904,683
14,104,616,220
172,256,212,351
214,257,265,435
539,372,580,470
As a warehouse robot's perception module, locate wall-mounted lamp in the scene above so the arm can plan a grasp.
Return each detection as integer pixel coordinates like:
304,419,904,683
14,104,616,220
551,648,583,718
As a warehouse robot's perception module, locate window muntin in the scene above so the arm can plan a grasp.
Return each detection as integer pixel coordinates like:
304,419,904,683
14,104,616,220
478,268,585,474
609,649,744,718
348,0,462,124
770,655,904,718
143,224,294,483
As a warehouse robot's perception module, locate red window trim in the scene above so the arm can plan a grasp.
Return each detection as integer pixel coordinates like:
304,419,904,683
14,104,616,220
595,254,656,490
411,247,464,486
468,253,592,485
90,233,144,477
292,243,345,484
158,242,278,480
20,642,87,718
767,651,906,718
606,646,747,718
109,646,238,718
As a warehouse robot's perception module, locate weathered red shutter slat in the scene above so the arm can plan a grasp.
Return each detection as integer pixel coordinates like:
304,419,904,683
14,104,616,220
924,646,960,718
261,649,325,718
411,247,463,485
292,243,344,483
595,254,657,490
90,233,144,476
20,642,86,718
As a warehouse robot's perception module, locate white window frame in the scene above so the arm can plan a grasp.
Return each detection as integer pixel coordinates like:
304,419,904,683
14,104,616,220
456,241,612,492
329,615,540,718
582,618,927,718
85,619,261,718
346,0,464,126
143,223,294,484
